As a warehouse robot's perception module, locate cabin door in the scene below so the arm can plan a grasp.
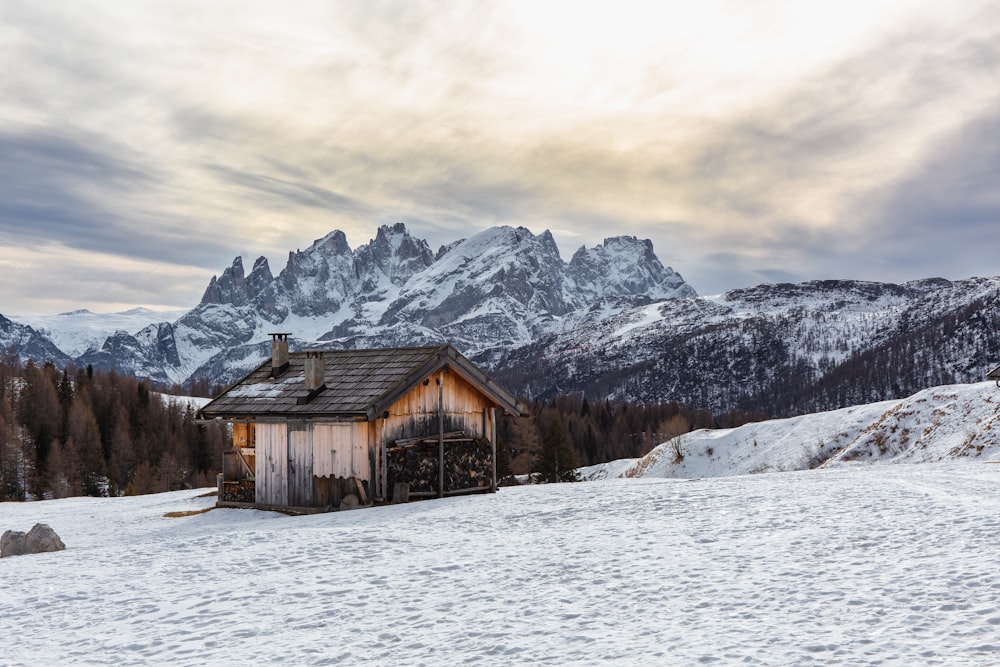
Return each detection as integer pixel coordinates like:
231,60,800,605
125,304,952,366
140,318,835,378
288,424,314,507
255,423,288,506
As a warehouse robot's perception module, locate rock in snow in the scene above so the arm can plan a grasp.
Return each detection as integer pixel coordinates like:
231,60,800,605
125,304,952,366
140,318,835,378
0,523,65,557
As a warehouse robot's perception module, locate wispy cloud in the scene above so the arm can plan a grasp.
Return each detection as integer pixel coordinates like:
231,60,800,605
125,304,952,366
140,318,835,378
1,0,999,311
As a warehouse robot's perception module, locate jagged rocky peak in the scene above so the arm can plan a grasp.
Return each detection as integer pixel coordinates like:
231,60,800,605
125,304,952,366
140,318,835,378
281,230,352,276
245,256,285,323
453,225,562,261
309,229,352,255
567,235,697,301
381,225,574,326
277,230,359,316
355,222,436,288
200,256,249,307
246,256,273,292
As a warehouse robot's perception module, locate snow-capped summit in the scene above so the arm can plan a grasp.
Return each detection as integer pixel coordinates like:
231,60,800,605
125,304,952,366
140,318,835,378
355,222,437,291
567,235,696,303
4,223,1000,425
2,224,693,388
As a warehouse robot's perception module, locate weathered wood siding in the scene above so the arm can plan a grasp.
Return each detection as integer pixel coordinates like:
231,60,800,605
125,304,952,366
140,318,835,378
314,422,370,481
382,369,492,442
256,422,288,506
288,424,313,507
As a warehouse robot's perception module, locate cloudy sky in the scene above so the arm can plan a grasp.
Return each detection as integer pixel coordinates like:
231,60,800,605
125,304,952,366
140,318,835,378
2,0,999,315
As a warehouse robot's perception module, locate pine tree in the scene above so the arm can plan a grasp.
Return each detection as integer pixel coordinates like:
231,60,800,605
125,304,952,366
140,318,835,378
534,417,578,483
495,432,513,483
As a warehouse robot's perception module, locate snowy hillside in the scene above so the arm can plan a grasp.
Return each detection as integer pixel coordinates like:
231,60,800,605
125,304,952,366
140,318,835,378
4,464,1000,665
594,380,1000,480
496,277,1000,415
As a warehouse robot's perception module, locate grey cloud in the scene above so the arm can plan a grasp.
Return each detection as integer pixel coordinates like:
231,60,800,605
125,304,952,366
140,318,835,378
852,110,1000,282
0,129,151,242
205,163,373,217
0,127,231,269
681,22,1000,216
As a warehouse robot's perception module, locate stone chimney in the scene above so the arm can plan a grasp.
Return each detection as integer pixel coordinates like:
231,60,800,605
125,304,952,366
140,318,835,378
304,351,325,392
270,333,290,377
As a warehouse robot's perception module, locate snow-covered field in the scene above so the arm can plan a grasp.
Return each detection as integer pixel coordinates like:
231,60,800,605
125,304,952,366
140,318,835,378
4,463,1000,666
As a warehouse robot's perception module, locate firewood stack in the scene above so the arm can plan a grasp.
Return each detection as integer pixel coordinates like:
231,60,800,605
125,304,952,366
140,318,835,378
222,480,255,503
387,431,493,496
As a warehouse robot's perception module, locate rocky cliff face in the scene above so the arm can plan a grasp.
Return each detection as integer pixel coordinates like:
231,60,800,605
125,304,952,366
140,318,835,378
17,223,693,388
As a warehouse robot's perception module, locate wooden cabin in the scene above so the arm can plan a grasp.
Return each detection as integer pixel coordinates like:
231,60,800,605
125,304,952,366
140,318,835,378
989,363,1000,387
200,336,522,511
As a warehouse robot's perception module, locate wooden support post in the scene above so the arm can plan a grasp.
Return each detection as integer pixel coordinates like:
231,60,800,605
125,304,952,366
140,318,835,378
437,371,445,498
235,448,254,478
490,407,497,492
379,418,387,503
354,477,368,505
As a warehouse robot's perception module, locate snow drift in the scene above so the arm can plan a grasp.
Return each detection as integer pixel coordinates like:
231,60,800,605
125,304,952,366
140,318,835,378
610,380,1000,480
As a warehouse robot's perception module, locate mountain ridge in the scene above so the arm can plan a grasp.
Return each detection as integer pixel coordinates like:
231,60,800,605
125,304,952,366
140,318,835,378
4,225,999,422
3,223,695,388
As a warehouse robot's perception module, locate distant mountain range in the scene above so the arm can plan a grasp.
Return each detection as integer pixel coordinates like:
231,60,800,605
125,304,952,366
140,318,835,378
3,224,693,388
4,223,999,419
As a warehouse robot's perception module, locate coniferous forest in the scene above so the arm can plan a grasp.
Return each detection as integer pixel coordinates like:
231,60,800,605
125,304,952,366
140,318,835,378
0,357,228,501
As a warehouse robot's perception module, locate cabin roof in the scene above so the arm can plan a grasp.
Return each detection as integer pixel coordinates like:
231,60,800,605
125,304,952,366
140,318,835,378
200,344,521,420
988,363,1000,381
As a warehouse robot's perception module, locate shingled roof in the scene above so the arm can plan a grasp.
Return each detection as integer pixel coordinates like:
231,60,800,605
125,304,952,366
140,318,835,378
988,363,1000,385
200,345,521,420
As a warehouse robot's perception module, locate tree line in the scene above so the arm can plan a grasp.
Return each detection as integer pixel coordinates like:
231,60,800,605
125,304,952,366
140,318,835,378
0,357,227,501
498,393,764,481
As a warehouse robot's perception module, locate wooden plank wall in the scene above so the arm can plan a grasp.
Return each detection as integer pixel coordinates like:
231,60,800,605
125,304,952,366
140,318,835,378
255,422,288,506
382,369,490,442
288,424,313,507
313,422,370,481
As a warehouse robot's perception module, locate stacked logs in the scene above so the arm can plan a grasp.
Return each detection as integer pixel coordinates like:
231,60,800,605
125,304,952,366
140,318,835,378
222,480,255,503
387,432,493,497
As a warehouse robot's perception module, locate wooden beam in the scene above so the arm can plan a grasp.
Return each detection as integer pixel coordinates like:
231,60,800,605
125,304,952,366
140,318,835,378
438,371,445,498
388,438,474,452
490,407,497,492
354,477,368,505
378,418,387,503
444,485,492,497
235,448,254,477
394,430,465,446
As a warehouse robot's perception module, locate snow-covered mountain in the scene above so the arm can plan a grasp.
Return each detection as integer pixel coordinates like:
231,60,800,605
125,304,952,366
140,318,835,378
582,379,1000,480
0,313,71,366
4,223,999,422
2,223,694,387
12,308,186,358
493,277,1000,415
